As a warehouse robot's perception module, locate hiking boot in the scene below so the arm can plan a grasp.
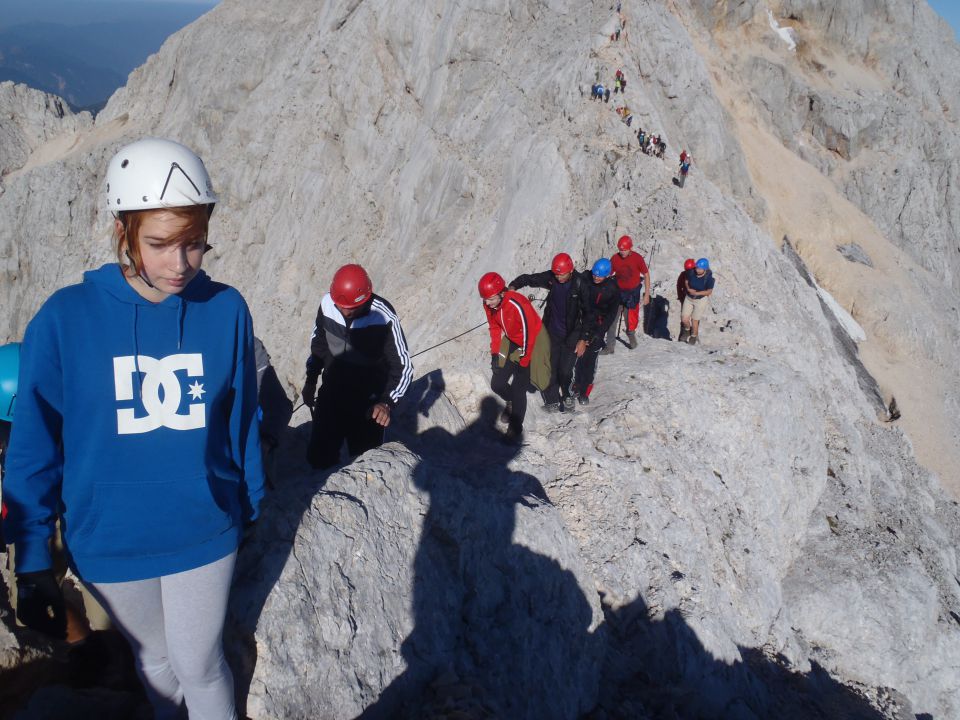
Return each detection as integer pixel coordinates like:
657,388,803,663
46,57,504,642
627,331,638,349
678,326,690,343
543,402,561,414
499,402,512,425
502,425,523,445
562,396,576,412
687,334,698,346
600,344,614,355
577,393,590,406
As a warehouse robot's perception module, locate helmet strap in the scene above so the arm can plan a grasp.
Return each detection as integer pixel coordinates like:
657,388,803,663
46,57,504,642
123,250,156,289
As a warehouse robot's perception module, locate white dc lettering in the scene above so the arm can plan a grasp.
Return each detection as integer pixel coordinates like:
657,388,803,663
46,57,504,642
114,354,206,435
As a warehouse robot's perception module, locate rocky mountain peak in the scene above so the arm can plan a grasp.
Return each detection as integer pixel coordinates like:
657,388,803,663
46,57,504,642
1,0,959,717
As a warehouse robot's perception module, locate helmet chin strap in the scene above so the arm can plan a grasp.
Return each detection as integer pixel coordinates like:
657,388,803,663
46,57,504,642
121,218,158,290
124,250,157,289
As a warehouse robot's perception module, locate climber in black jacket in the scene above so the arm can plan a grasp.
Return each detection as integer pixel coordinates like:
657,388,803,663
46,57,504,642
573,259,621,405
509,253,590,412
301,264,413,469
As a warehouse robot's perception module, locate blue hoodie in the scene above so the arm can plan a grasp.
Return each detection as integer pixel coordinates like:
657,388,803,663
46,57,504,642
4,264,265,583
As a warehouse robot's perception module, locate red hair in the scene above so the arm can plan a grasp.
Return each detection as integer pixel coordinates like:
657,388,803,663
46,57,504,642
115,205,210,273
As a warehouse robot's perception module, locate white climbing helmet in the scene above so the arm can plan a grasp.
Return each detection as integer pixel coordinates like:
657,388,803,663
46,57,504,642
105,138,218,214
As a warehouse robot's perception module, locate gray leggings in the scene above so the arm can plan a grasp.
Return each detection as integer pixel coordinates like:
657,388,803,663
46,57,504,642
88,551,238,720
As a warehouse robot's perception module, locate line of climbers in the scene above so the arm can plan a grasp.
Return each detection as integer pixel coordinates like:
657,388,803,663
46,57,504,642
590,13,696,190
476,232,656,445
590,73,693,187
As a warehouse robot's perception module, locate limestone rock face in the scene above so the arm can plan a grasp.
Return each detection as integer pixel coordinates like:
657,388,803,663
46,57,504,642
1,0,960,718
0,82,92,183
692,0,960,287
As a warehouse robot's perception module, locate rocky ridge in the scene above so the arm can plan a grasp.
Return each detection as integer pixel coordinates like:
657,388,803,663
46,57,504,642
0,82,92,186
1,0,959,718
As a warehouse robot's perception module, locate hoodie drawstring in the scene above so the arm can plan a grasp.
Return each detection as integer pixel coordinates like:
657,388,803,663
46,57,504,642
132,304,143,402
177,298,185,350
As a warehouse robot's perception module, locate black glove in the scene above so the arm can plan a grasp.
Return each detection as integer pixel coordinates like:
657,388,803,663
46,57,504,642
490,354,499,373
301,379,317,409
16,569,66,640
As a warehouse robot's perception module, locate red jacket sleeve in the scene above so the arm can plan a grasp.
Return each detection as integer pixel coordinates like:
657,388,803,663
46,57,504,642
485,305,502,356
503,293,539,367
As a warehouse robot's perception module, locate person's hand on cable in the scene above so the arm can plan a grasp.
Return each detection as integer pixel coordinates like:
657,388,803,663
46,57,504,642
16,569,66,640
371,402,391,428
301,377,317,409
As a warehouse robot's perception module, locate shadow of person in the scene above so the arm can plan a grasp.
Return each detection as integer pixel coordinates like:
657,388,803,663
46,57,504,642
389,369,464,445
592,592,890,719
643,296,671,340
358,396,600,719
226,406,335,715
229,369,899,720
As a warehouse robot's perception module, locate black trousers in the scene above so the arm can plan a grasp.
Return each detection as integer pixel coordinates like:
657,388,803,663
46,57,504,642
490,360,530,432
573,341,604,397
542,331,577,405
307,384,385,469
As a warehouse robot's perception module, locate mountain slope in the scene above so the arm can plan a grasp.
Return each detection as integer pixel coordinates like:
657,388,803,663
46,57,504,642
1,0,958,717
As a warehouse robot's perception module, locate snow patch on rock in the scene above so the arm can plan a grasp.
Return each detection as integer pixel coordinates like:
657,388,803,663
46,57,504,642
766,9,798,52
815,283,867,343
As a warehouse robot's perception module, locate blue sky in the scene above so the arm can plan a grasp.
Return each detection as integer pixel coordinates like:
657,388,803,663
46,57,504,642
928,0,960,39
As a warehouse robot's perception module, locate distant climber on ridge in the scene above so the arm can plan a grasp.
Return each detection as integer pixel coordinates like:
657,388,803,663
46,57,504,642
678,151,691,188
509,253,590,413
302,264,413,469
478,272,546,443
679,258,715,345
607,235,651,351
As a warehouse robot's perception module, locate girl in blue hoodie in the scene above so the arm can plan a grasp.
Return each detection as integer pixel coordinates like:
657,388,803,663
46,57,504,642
4,138,264,720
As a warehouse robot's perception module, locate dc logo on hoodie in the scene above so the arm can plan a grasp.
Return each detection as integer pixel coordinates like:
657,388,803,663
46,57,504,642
113,354,206,435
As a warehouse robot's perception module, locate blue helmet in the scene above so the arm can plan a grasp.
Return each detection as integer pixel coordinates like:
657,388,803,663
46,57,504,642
0,342,20,422
592,258,612,278
696,258,710,270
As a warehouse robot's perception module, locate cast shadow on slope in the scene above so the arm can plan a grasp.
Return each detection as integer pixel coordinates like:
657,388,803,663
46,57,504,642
644,296,671,340
358,381,895,719
591,594,894,720
358,387,601,720
226,368,897,719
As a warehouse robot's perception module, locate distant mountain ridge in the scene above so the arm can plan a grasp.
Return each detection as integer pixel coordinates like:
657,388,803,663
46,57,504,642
0,1,215,111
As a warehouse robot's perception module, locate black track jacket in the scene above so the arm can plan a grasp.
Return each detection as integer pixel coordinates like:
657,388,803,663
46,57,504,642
509,270,590,345
305,293,413,407
582,274,621,343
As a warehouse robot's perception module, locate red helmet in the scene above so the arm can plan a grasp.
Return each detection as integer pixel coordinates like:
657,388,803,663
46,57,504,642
684,258,696,270
330,264,373,308
478,272,506,299
617,235,633,251
551,253,574,275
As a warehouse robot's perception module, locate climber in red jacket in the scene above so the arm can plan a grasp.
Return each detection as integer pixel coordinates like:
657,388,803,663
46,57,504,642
478,272,543,444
